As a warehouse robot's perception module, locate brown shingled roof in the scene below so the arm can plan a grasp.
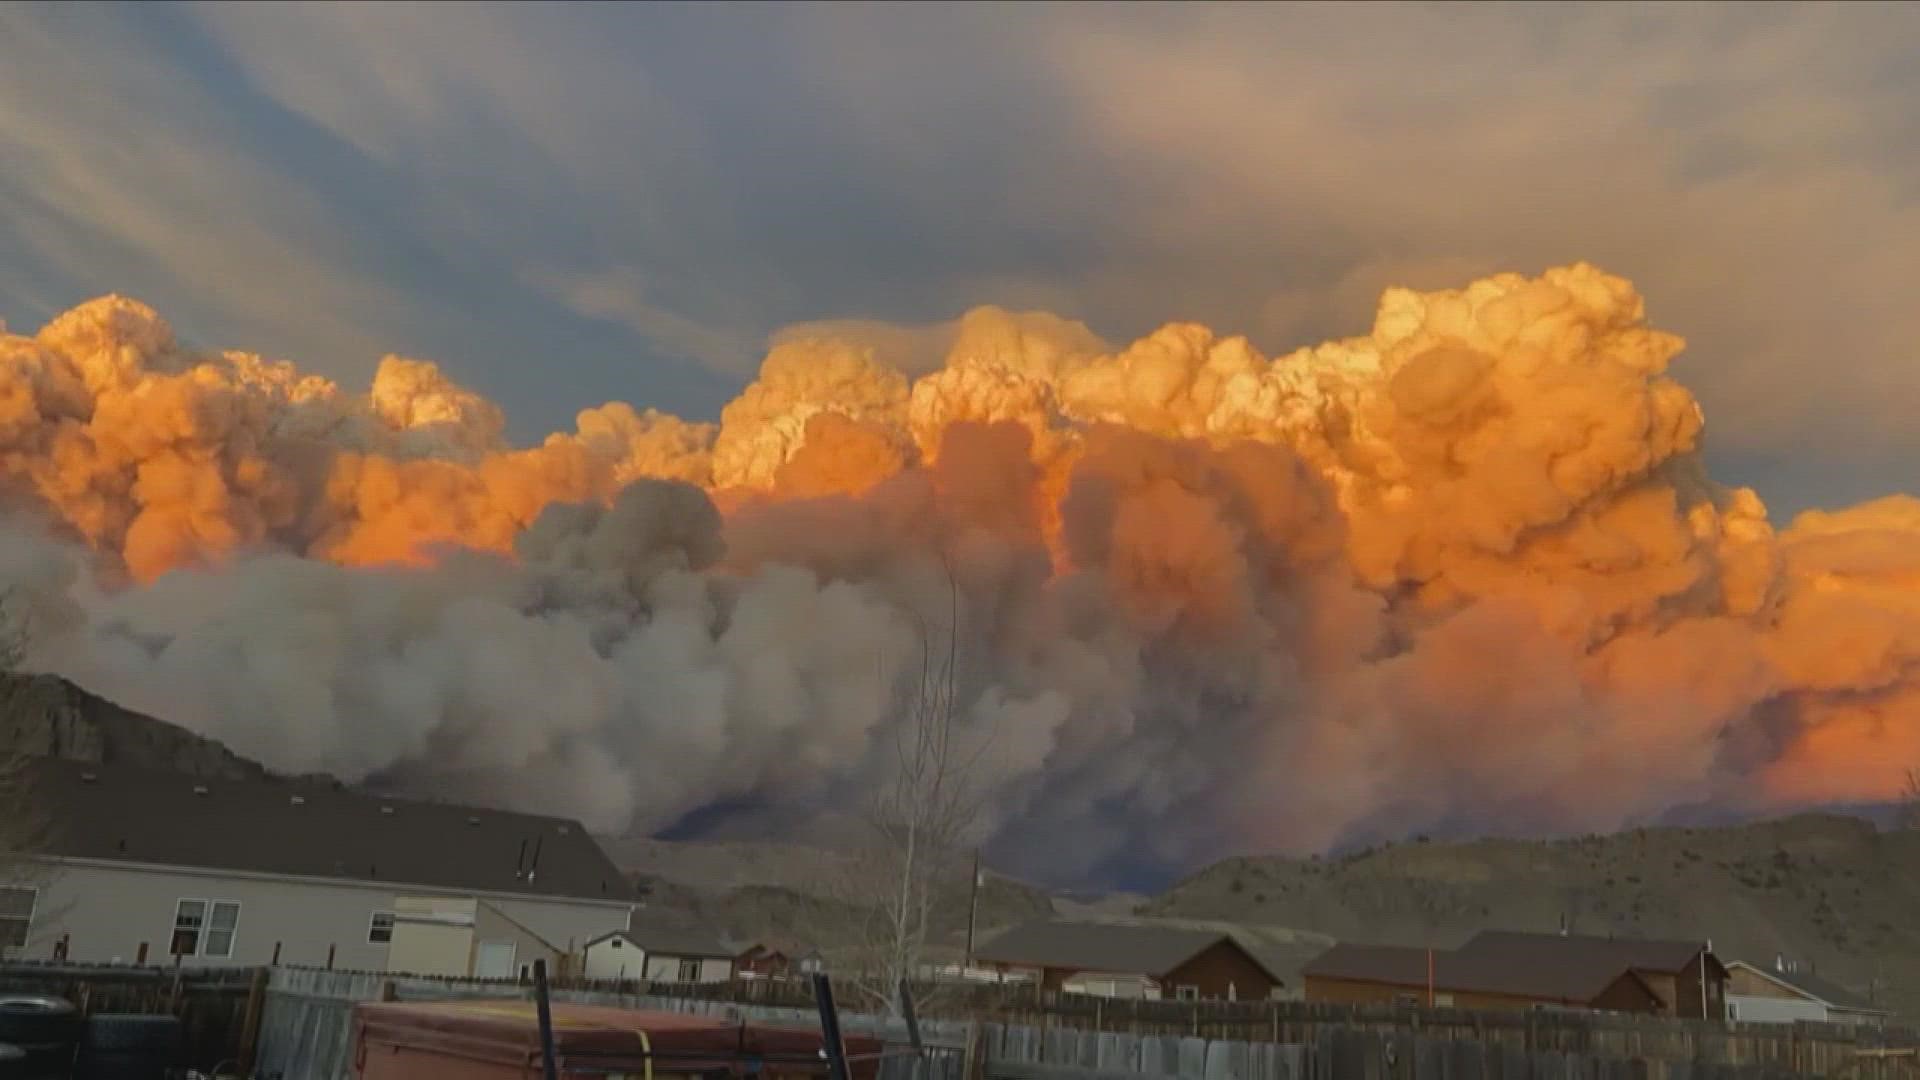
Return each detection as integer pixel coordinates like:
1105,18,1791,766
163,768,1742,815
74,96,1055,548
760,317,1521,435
27,757,634,905
1305,931,1715,1008
1464,931,1720,978
976,920,1285,984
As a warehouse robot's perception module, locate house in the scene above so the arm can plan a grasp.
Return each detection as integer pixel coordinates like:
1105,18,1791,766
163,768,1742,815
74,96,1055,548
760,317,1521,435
1465,932,1728,1018
1725,958,1891,1027
0,758,636,975
582,926,735,983
1303,931,1727,1018
733,939,823,980
974,920,1285,1001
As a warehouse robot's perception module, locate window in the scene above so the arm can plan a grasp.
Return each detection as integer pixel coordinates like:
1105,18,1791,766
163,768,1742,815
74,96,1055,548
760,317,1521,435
1175,985,1199,1002
677,958,702,982
0,888,33,950
368,911,395,944
173,899,240,958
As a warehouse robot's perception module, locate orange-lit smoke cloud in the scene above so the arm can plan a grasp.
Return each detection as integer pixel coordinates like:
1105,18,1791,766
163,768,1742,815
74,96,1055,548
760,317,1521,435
2,264,1915,879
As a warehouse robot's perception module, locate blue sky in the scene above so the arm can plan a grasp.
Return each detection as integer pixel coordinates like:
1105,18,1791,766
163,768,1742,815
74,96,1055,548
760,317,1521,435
3,2,1917,517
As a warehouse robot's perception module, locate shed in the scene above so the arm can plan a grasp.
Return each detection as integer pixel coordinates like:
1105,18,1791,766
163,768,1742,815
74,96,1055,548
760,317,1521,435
583,926,735,983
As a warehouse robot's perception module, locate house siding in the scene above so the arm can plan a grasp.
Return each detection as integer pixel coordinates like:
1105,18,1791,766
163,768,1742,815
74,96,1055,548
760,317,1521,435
1728,967,1805,1001
640,953,731,982
1668,955,1725,1019
1304,972,1661,1014
11,859,628,972
1162,940,1280,1001
1727,994,1827,1024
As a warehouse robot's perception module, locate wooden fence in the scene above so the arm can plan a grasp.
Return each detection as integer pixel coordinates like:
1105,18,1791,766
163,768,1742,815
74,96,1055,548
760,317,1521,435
502,974,1920,1075
256,966,1920,1080
0,960,266,1069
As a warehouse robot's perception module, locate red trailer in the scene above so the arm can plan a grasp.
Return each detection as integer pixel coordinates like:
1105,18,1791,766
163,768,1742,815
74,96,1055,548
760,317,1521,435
351,1000,885,1080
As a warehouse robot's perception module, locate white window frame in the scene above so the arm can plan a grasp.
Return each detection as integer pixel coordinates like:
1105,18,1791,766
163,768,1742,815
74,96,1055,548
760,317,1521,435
0,886,35,952
677,957,702,982
1175,984,1200,1002
368,911,396,945
172,898,241,958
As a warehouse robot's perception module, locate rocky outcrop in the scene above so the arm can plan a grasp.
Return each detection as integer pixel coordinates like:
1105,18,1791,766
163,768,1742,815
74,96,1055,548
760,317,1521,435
0,673,269,779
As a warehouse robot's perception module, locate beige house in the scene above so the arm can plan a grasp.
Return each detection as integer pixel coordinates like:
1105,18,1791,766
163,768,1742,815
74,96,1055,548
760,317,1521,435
4,759,636,975
581,926,734,983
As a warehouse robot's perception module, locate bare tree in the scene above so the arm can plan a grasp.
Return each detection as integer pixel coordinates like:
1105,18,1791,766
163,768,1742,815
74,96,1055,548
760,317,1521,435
1903,769,1920,830
828,565,991,1016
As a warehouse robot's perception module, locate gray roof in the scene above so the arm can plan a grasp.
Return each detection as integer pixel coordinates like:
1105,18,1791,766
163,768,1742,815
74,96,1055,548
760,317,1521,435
1727,961,1889,1015
599,926,734,959
26,757,633,904
975,920,1285,983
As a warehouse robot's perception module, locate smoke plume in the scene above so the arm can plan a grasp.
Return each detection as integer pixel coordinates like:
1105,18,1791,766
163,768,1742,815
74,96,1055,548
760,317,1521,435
3,265,1916,882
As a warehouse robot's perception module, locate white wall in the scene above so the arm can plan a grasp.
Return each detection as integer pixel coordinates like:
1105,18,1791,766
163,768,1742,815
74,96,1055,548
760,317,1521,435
388,921,474,978
1063,973,1158,1000
10,858,630,972
1727,994,1827,1024
641,952,733,983
583,936,643,981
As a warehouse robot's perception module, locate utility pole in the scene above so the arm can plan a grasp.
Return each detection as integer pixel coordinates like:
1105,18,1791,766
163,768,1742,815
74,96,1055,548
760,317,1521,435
964,849,982,972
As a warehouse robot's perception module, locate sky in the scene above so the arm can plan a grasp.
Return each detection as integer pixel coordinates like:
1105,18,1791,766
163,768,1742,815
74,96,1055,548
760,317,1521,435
2,1,1917,519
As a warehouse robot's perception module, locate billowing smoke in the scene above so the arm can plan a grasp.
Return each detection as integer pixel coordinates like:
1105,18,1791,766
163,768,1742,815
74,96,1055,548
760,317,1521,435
3,265,1917,882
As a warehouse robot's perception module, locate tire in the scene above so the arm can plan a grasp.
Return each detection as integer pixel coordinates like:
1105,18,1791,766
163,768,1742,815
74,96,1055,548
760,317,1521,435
0,997,79,1047
81,1013,184,1054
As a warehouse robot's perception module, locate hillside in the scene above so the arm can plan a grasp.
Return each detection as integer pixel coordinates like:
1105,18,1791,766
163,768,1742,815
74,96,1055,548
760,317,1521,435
0,673,272,779
607,835,1057,950
1145,814,1920,1018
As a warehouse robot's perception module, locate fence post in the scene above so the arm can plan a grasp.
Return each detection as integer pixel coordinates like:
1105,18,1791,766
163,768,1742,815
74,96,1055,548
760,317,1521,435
237,966,269,1074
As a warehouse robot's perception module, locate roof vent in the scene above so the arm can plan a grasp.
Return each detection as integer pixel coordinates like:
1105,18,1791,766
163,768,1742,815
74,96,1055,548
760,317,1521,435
380,806,395,816
192,785,209,796
80,772,97,783
557,825,570,835
290,795,306,806
467,816,481,826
